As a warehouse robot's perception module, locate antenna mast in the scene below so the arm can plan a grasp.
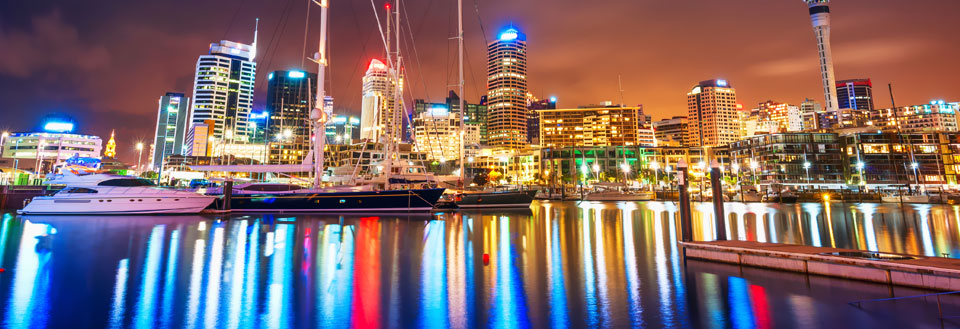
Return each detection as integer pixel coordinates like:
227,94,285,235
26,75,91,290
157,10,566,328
618,74,626,107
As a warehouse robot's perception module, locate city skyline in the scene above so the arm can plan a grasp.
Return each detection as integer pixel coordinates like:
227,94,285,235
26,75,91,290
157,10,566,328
1,0,959,163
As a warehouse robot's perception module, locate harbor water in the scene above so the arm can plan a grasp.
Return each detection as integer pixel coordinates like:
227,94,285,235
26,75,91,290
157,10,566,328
2,201,960,328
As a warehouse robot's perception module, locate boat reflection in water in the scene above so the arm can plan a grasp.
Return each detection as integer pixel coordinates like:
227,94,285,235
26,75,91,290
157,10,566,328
4,201,960,328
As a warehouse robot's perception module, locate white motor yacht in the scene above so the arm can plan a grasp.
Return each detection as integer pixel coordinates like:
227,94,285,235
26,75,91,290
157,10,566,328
18,173,216,215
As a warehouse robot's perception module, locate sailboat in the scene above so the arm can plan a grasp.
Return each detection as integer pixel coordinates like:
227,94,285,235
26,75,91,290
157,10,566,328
449,0,535,209
191,0,444,212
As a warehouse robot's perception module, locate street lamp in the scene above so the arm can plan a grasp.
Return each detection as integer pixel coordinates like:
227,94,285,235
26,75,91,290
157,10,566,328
620,162,631,184
136,142,144,172
592,163,600,182
0,132,8,154
803,161,811,186
650,161,660,186
856,161,866,186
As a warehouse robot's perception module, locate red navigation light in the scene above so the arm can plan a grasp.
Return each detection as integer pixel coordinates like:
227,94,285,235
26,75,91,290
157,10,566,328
384,2,391,10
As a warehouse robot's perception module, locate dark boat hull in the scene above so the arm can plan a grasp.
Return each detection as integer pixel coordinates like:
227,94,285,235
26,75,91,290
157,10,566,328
456,190,536,208
227,188,446,212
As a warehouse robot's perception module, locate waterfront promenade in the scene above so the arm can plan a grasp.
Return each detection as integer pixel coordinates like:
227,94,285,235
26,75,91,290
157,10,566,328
1,201,959,328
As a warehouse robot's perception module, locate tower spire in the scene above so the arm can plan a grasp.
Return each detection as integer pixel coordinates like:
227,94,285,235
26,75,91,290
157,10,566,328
104,130,117,158
804,0,840,126
252,18,260,60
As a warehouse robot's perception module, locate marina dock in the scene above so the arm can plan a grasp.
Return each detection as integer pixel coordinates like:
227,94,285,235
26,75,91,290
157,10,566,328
682,240,960,292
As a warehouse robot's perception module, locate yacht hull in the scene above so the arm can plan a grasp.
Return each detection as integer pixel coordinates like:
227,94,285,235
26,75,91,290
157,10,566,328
227,188,446,212
456,190,536,208
17,195,216,215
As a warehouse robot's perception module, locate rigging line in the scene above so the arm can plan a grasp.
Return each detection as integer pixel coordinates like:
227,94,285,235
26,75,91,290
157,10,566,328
401,2,431,101
401,68,444,162
221,0,250,41
401,1,432,99
471,0,490,48
463,47,483,103
299,0,312,69
444,0,453,98
335,0,376,112
368,0,392,66
335,34,376,112
253,0,296,91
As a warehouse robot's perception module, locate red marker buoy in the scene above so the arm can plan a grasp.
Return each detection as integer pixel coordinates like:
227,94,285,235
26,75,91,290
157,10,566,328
482,253,490,265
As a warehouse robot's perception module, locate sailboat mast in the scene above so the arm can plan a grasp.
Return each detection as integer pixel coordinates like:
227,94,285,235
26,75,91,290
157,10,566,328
457,0,465,189
383,0,402,189
311,0,330,187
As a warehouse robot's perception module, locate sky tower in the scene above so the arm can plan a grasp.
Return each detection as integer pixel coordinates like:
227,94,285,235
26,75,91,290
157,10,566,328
805,0,840,122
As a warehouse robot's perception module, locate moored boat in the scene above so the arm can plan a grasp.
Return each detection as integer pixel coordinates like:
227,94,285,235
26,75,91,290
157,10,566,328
224,185,446,212
18,173,216,215
455,189,536,208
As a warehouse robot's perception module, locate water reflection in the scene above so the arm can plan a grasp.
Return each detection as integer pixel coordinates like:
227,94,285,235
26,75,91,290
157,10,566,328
2,202,960,328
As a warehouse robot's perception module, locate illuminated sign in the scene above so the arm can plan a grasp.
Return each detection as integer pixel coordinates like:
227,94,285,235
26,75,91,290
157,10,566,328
428,105,449,117
499,28,519,41
367,59,387,72
717,79,728,87
249,112,270,120
288,71,306,78
549,96,557,103
268,72,274,80
43,122,75,133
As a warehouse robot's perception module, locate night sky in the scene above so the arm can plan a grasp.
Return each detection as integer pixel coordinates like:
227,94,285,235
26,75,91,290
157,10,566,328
1,0,959,163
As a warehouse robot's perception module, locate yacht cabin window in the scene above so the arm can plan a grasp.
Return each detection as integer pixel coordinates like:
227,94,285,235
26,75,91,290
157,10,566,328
98,178,156,187
62,187,99,194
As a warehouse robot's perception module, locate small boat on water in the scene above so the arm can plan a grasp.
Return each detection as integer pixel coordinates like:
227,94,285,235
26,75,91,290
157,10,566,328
584,190,654,201
881,194,931,204
18,173,216,215
221,184,446,212
455,189,537,208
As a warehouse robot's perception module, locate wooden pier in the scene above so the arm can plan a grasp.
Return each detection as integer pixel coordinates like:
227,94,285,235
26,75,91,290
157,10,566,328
682,240,960,292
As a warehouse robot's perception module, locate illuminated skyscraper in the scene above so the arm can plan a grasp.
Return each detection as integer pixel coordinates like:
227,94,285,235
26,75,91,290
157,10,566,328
836,78,874,112
413,104,465,161
800,98,823,130
526,95,556,145
360,59,402,142
754,100,802,133
266,70,317,164
189,38,257,143
686,79,740,147
486,28,528,150
804,0,840,120
151,92,190,169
